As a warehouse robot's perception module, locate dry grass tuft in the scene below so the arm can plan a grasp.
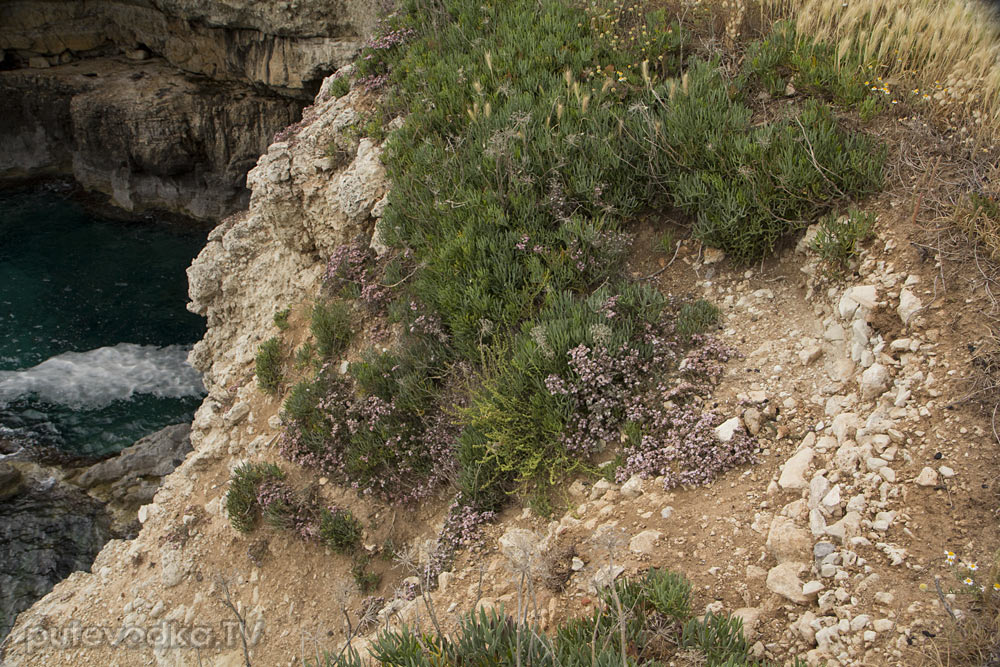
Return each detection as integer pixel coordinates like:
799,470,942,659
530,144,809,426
766,0,1000,136
922,552,1000,665
950,163,1000,259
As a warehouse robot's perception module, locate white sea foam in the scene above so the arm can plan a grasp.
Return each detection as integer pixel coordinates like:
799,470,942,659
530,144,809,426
0,344,205,409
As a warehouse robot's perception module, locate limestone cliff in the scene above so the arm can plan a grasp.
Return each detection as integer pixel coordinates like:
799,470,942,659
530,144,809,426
0,0,374,93
0,0,374,220
0,76,391,665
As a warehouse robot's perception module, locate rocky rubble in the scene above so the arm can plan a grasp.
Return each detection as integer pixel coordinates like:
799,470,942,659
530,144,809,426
746,240,946,665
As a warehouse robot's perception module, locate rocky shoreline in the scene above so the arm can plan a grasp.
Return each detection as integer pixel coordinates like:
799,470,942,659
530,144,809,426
0,423,193,642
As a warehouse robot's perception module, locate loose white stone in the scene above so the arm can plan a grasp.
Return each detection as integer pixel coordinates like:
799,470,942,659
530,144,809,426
850,614,871,631
766,562,811,604
779,447,815,490
914,467,938,486
766,516,812,563
898,288,922,326
849,285,878,310
223,402,251,425
799,345,823,365
821,485,841,508
714,417,742,443
620,475,644,498
860,364,890,401
802,580,824,598
629,530,662,555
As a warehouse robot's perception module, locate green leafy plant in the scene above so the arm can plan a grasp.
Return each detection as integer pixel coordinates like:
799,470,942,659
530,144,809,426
810,209,876,276
659,229,677,255
327,76,351,99
319,507,363,554
255,337,283,394
274,308,291,331
351,555,381,594
311,300,353,359
294,341,317,370
677,299,720,337
740,21,877,108
225,462,285,533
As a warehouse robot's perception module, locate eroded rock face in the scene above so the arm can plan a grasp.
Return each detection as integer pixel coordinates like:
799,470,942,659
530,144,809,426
0,476,113,640
0,0,372,219
187,82,389,390
0,59,302,219
0,0,371,93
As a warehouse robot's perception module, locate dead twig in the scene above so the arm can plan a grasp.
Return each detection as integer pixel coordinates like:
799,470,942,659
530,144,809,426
935,575,959,625
216,576,252,667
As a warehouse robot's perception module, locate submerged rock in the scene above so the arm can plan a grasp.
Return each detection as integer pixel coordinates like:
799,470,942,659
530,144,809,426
74,423,191,516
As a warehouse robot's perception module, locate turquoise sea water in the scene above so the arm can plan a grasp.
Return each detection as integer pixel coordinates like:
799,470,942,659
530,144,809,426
0,188,208,457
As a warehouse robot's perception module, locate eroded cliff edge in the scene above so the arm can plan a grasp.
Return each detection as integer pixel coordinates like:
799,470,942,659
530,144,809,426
0,0,375,219
1,74,392,665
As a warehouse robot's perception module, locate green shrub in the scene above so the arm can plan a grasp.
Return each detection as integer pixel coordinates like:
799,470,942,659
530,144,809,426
681,612,749,665
294,341,317,370
255,337,283,395
629,58,884,263
312,568,770,665
351,555,380,593
641,567,692,621
326,76,351,99
319,507,363,554
311,300,353,359
225,462,284,533
273,308,290,331
677,299,720,337
810,209,876,277
457,284,666,506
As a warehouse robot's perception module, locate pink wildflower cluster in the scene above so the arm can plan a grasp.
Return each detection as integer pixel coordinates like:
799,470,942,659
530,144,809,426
566,229,632,274
325,242,389,311
544,318,679,456
614,335,757,488
255,479,320,540
364,19,415,55
357,73,390,93
279,371,458,505
422,501,497,584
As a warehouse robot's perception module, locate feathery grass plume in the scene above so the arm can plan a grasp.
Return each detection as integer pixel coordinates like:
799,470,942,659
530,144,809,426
767,0,1000,134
